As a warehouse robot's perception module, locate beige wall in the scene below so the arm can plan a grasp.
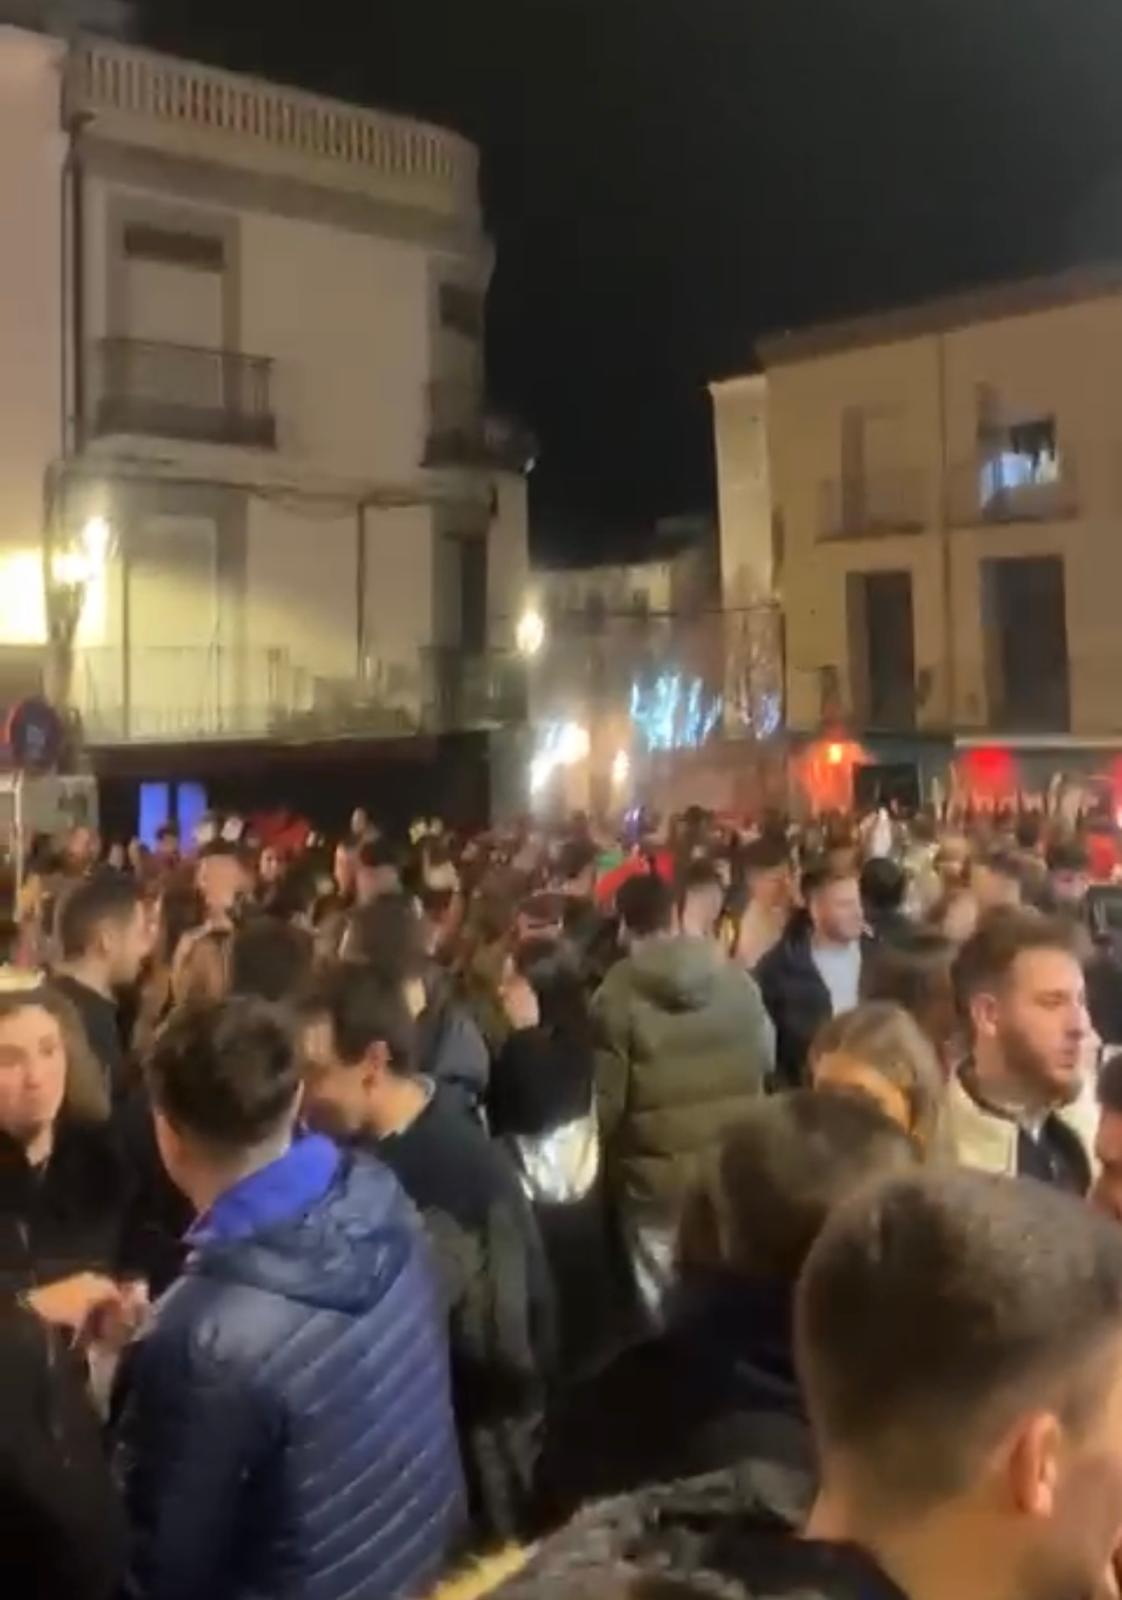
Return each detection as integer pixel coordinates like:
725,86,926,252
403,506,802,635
0,28,65,635
747,290,1122,736
711,374,774,606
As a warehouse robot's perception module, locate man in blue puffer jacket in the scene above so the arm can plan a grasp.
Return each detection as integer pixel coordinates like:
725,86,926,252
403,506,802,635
112,997,466,1600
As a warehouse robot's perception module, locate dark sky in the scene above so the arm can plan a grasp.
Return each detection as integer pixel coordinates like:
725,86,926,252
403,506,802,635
138,0,1122,558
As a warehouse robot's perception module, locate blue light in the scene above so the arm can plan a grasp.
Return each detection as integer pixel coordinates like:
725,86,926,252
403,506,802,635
630,671,723,753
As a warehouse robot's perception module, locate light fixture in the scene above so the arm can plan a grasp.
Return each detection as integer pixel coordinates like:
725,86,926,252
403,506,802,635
611,749,631,788
826,741,845,767
557,722,590,765
82,515,111,567
515,606,546,658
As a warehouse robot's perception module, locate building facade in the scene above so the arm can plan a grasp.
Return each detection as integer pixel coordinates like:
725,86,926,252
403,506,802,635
712,268,1122,804
0,14,530,788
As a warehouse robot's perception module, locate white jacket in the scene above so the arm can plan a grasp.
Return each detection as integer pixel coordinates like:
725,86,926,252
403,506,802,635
946,1069,1097,1179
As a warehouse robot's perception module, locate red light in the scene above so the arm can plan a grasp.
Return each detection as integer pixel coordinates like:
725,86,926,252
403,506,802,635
826,742,845,767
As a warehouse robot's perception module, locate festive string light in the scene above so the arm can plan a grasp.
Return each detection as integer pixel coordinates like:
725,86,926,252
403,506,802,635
629,672,723,753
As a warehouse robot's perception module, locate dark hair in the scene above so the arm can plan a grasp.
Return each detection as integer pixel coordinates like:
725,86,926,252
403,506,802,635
741,836,790,877
797,1170,1122,1511
801,857,856,902
617,873,675,938
1046,838,1091,875
302,962,416,1073
346,894,427,978
679,1091,917,1282
1098,1052,1122,1116
516,935,595,1053
861,929,957,1053
859,857,906,916
971,848,1023,885
57,870,141,961
156,823,180,844
146,997,301,1148
357,836,400,873
231,919,314,1003
952,909,1079,1027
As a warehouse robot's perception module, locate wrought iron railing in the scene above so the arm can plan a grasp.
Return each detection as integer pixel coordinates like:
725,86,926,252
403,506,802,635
92,339,277,449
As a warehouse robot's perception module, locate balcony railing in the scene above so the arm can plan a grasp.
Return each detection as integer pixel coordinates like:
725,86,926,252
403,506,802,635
73,643,526,744
819,468,927,539
423,382,537,472
67,39,479,220
947,454,1080,526
91,339,277,449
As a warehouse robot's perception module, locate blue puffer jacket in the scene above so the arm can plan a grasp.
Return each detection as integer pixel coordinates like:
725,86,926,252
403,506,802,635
113,1144,466,1600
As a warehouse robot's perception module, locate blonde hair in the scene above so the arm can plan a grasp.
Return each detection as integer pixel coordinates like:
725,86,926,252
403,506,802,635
811,1001,948,1158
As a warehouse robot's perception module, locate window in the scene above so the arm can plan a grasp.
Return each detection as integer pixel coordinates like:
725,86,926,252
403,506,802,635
124,224,225,272
439,283,484,339
979,417,1060,505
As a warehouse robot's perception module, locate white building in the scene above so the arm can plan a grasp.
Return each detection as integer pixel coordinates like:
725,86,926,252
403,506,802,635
0,7,531,774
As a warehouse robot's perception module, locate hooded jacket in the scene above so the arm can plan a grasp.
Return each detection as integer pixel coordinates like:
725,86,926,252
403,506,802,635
593,937,774,1216
112,1142,465,1600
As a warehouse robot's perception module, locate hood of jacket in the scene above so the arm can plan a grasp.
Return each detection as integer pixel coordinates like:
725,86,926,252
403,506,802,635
189,1148,420,1318
496,1467,902,1600
627,936,726,1012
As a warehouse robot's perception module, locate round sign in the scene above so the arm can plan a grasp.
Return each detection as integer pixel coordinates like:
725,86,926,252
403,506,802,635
6,697,65,772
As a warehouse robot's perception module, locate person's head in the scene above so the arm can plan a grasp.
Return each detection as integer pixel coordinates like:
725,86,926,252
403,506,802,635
678,1090,917,1283
154,823,180,863
798,1170,1122,1600
1047,839,1091,910
350,806,371,840
970,849,1024,914
63,825,96,873
556,838,598,900
230,919,313,1003
0,987,69,1148
804,862,864,947
196,842,247,922
146,997,303,1207
678,860,724,942
617,873,676,946
860,928,958,1070
257,845,283,888
859,857,907,924
299,964,419,1140
172,927,233,1010
1092,1053,1122,1224
106,841,127,871
355,836,402,906
333,839,357,898
58,869,149,987
741,835,793,914
954,911,1088,1109
810,1003,947,1156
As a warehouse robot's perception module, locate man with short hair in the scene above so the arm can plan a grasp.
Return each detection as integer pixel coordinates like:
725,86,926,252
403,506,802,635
732,834,794,969
503,1171,1122,1600
1047,837,1092,911
52,870,149,1101
859,856,910,944
195,840,248,925
355,836,402,905
113,997,464,1600
300,964,553,1543
757,863,866,1088
948,911,1093,1190
595,873,773,1317
229,917,313,1003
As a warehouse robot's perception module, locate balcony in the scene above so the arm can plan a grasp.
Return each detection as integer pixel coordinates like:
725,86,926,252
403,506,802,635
66,39,479,223
819,468,927,539
948,453,1080,527
73,643,526,745
423,382,537,473
91,339,277,449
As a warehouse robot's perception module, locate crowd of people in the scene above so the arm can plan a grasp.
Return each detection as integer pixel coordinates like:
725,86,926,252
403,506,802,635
6,796,1122,1600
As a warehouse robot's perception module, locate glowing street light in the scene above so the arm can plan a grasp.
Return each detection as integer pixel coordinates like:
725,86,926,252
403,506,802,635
611,749,631,788
516,606,546,658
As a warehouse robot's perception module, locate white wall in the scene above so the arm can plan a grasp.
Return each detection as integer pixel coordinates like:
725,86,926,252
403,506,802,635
363,503,434,714
488,474,530,647
0,27,65,634
246,498,357,690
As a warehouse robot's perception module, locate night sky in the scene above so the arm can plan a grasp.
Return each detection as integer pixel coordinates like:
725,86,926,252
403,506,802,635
138,0,1122,559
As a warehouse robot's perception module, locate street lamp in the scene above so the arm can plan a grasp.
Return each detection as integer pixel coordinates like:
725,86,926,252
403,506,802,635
516,606,546,658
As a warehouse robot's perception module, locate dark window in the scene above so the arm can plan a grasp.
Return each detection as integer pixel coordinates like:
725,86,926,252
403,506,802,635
982,555,1069,732
847,569,916,729
439,283,484,339
459,537,488,655
123,224,225,272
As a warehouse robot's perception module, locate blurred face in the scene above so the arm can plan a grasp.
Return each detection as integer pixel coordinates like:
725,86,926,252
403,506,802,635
104,901,152,986
975,948,1089,1107
0,1005,67,1146
1051,869,1090,910
1092,1107,1122,1224
300,1017,375,1139
973,863,1022,913
259,847,282,886
810,877,864,945
198,854,243,920
351,808,369,839
334,843,356,897
750,863,794,915
940,890,979,945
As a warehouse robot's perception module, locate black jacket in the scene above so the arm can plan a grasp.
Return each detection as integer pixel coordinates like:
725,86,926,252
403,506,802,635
756,926,869,1090
0,1121,139,1293
498,1467,907,1600
537,1277,811,1527
372,1087,557,1542
0,1300,126,1600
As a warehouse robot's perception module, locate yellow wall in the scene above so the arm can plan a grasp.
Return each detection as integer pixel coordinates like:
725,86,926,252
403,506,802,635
746,290,1122,736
